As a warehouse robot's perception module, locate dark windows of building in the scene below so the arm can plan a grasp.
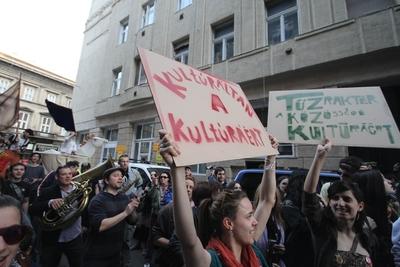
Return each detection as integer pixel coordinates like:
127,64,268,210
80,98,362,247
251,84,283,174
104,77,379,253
135,60,147,85
142,1,155,27
346,0,395,19
266,0,298,45
174,39,189,64
178,0,192,10
119,17,129,44
111,67,122,96
213,19,234,64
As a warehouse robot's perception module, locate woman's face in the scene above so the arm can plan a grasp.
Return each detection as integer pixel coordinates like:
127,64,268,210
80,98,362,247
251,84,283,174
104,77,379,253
329,190,363,222
231,198,258,245
159,173,169,187
150,172,159,185
278,178,289,193
0,207,21,267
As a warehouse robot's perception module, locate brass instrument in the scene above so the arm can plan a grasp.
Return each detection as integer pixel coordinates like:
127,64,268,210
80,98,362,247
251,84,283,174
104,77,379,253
41,156,114,231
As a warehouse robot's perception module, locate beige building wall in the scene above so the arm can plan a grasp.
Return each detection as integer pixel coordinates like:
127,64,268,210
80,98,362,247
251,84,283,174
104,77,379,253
0,52,74,151
73,0,400,175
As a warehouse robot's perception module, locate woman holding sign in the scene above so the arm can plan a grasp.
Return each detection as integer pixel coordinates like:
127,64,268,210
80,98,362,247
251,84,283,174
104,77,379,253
159,129,278,267
303,139,378,267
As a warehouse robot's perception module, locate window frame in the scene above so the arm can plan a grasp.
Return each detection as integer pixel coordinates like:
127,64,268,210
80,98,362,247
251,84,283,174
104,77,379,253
47,93,57,103
119,17,129,44
134,122,155,163
40,116,52,133
0,77,11,94
142,1,155,28
266,0,298,45
178,0,192,10
111,67,123,96
174,40,189,64
212,20,234,64
135,60,147,85
101,127,119,162
277,143,296,158
22,85,35,101
18,111,30,129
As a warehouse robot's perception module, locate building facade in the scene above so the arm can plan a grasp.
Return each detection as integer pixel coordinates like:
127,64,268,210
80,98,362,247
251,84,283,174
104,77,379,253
73,0,400,176
0,52,74,153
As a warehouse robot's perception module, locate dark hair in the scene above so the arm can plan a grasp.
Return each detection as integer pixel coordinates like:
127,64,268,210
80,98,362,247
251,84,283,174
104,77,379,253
24,129,34,136
198,190,248,246
160,171,171,182
118,154,129,162
81,162,91,173
192,181,212,207
0,195,22,223
284,170,307,209
31,152,41,159
10,163,26,171
66,160,80,168
352,170,390,238
185,166,192,171
339,156,362,174
102,167,124,188
55,165,71,177
214,166,225,175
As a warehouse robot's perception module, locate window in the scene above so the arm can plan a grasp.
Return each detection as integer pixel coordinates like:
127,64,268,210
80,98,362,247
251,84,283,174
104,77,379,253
174,40,189,64
135,60,147,85
111,68,123,96
22,85,35,101
213,20,234,64
66,98,72,108
134,122,155,162
18,111,30,129
40,117,52,133
0,77,11,93
346,0,394,19
178,0,192,10
250,98,268,127
47,93,57,103
101,128,119,161
142,1,155,27
266,0,298,45
277,143,296,158
189,164,207,175
119,18,129,44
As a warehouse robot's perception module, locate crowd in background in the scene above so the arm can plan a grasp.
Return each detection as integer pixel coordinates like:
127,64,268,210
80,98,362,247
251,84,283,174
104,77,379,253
1,130,400,267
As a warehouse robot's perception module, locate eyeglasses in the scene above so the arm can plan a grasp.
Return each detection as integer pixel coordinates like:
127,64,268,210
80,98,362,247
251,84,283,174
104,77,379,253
0,225,29,245
160,176,168,179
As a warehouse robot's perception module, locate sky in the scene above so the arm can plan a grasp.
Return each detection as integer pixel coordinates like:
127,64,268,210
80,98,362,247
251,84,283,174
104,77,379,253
0,0,92,81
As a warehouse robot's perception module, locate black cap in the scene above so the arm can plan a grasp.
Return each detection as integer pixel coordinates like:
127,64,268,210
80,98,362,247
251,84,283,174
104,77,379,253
103,167,124,179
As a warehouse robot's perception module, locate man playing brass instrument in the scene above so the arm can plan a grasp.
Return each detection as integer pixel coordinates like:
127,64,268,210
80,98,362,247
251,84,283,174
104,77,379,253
30,165,84,267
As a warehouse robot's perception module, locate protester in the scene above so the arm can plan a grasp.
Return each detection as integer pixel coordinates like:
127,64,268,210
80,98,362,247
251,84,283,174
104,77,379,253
392,217,400,267
22,153,45,185
303,139,377,266
159,172,172,207
277,176,289,200
353,169,395,266
30,165,84,267
0,195,31,267
185,166,193,178
226,181,242,191
2,163,30,213
7,129,33,152
338,156,362,182
84,167,139,267
118,154,144,195
159,129,277,267
60,132,78,154
213,166,228,188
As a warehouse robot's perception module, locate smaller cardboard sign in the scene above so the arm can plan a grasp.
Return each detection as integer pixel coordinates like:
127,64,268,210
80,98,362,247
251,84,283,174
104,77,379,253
138,48,277,166
267,87,400,148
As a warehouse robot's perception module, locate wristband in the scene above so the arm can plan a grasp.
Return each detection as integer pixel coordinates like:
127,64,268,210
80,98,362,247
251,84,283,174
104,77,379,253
264,160,276,170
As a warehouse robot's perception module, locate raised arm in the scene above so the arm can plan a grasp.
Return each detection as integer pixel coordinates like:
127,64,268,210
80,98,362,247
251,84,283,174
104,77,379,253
254,135,278,240
303,139,332,193
159,130,210,267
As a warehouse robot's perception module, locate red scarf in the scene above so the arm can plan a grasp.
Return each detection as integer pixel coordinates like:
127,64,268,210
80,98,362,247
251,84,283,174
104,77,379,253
207,237,260,267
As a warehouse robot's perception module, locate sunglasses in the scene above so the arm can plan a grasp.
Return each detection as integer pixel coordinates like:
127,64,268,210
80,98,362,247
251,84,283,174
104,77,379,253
160,176,168,179
0,225,29,245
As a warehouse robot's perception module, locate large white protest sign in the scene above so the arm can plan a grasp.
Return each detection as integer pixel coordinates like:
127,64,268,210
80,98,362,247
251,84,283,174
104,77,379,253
268,87,400,148
138,48,277,166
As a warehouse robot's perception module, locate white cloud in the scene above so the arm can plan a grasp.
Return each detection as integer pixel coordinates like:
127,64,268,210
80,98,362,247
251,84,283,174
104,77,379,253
0,0,91,80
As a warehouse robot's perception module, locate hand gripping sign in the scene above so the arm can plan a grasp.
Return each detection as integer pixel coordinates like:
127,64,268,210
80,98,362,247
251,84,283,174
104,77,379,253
138,48,277,166
267,87,400,148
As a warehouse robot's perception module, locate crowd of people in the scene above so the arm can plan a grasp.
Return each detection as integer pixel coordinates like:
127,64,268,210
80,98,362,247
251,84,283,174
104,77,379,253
1,129,400,267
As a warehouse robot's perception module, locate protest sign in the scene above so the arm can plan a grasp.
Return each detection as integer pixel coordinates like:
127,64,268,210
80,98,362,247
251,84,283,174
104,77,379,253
138,48,277,166
268,87,400,148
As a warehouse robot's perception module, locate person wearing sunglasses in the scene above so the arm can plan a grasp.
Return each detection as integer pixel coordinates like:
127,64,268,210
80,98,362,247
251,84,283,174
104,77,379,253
0,195,30,267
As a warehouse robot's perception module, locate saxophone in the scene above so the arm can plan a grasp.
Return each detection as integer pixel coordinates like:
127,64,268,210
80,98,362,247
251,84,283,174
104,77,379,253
41,156,114,231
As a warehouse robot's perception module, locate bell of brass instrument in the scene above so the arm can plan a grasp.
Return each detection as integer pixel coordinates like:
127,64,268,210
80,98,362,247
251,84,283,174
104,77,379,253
41,156,114,231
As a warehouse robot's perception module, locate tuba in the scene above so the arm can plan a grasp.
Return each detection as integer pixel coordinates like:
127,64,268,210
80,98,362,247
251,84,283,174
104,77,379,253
41,156,114,231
